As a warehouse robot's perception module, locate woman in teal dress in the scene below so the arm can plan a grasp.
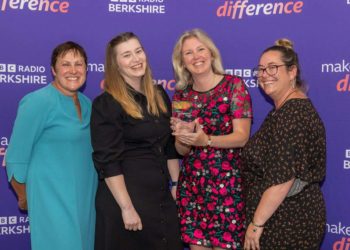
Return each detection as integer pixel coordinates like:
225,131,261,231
6,41,97,250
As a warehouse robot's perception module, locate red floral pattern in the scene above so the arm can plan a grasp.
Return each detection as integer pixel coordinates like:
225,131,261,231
173,75,252,249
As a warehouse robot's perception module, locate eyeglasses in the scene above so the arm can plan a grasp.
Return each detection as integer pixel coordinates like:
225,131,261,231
252,64,287,77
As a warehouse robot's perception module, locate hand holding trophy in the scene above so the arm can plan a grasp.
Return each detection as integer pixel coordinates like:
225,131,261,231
171,100,195,133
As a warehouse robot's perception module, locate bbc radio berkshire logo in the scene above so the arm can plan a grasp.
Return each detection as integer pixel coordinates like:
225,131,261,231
0,0,70,13
108,0,166,14
0,63,47,85
0,216,30,235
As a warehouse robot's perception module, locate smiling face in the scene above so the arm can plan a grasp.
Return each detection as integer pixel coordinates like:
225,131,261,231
181,37,213,77
258,50,297,100
51,50,87,96
115,38,147,85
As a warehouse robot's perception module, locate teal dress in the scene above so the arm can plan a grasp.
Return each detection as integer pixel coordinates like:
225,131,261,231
6,84,97,250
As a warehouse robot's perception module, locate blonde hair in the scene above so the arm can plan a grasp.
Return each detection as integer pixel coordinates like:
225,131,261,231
275,38,294,50
172,29,224,90
104,32,167,119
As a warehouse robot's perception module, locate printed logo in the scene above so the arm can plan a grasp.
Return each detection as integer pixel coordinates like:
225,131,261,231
0,217,7,225
225,68,258,88
0,136,8,168
327,222,350,236
0,63,47,85
321,59,350,92
99,78,175,92
333,237,350,250
0,64,6,72
0,216,30,235
108,0,166,14
87,63,104,73
216,0,304,20
8,216,17,225
111,0,137,2
0,0,70,13
154,79,176,92
344,149,350,169
0,64,16,72
7,64,16,73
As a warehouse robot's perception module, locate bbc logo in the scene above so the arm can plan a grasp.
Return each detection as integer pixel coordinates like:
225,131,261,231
0,64,6,72
0,216,17,225
9,216,17,224
111,0,137,2
0,217,7,225
346,149,350,158
8,64,16,72
225,69,252,78
0,64,16,73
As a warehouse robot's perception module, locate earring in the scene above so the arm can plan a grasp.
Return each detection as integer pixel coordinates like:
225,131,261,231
291,79,296,89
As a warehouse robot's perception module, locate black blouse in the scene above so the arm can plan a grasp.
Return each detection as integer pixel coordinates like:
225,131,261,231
90,85,178,179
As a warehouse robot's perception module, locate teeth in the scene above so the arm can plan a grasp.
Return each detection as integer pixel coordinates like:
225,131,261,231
262,82,273,85
194,62,204,66
67,77,78,80
132,64,142,69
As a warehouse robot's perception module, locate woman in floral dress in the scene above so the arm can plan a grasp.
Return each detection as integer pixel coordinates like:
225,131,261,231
171,29,252,250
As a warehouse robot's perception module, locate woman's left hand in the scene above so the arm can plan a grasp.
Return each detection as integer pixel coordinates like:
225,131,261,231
171,117,195,134
172,119,208,147
244,223,263,250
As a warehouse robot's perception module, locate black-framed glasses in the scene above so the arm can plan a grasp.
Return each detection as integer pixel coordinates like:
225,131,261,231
252,64,287,77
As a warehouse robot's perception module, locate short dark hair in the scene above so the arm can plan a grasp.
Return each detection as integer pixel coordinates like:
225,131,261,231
51,41,87,69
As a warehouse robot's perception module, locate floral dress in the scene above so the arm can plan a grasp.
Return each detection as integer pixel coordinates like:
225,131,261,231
173,74,252,249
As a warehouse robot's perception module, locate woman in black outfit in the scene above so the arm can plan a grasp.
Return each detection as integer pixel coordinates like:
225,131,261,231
91,32,182,250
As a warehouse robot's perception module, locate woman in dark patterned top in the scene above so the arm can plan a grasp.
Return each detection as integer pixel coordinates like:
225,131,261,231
171,29,252,250
242,39,326,250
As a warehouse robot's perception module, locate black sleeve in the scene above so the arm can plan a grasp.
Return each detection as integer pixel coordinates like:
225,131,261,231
90,93,125,179
156,85,181,160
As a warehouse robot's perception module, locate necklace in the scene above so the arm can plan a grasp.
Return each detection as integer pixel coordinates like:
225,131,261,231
272,89,297,115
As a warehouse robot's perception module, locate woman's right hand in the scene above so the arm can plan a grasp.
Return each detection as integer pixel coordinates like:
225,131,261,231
121,206,143,231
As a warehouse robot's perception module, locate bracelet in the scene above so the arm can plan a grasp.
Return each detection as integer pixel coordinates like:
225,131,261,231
251,220,265,228
171,181,178,187
206,135,212,147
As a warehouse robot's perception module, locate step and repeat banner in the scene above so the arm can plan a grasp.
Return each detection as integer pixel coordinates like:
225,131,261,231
0,0,349,249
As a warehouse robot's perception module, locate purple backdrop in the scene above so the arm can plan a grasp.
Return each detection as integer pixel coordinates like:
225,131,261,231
1,0,349,249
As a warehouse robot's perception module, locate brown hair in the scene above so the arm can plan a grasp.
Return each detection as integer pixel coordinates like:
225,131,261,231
104,32,167,119
262,38,305,91
51,41,87,69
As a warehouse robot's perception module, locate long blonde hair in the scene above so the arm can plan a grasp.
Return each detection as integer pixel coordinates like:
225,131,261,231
104,32,167,119
172,29,224,90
